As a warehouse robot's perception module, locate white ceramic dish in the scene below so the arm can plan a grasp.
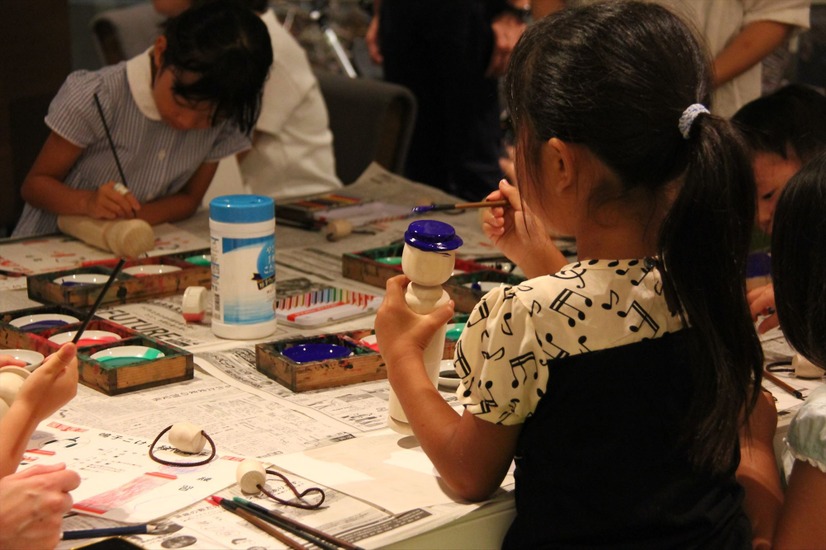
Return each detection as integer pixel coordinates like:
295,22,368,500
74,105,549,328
123,265,182,277
91,345,165,363
48,330,122,346
438,359,460,389
0,349,45,371
9,313,79,331
53,273,109,286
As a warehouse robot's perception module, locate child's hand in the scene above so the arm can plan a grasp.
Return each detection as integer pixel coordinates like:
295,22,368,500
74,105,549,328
0,463,80,550
747,284,778,334
15,343,78,425
481,179,563,278
83,181,141,220
375,276,455,381
0,356,27,368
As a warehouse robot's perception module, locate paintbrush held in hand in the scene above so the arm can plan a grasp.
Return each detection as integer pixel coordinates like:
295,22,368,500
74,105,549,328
411,200,509,214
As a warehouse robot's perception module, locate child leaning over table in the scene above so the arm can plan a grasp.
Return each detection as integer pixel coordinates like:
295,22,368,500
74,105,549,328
12,0,273,238
740,152,826,548
375,1,766,547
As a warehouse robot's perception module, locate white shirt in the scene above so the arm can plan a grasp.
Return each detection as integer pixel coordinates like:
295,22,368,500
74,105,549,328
239,9,342,199
572,0,811,117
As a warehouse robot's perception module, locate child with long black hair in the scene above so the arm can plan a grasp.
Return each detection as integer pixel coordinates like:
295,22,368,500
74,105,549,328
14,1,272,237
375,2,763,547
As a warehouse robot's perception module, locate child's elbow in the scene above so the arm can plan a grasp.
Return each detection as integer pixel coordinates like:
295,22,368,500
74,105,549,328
448,475,501,503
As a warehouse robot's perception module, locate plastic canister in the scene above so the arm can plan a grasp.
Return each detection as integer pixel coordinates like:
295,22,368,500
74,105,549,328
209,195,276,339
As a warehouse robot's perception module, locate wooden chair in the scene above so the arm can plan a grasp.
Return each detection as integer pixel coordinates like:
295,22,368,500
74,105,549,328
314,71,417,184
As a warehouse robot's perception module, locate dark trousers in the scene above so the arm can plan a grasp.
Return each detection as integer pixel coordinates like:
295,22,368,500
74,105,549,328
379,0,504,200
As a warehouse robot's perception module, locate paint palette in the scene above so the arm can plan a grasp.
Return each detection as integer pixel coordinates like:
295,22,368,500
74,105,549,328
342,243,526,313
256,330,382,392
0,306,193,396
26,248,211,308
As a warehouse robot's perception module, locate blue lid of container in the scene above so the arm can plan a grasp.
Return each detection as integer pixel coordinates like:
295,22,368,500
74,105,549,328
404,220,463,251
209,195,274,223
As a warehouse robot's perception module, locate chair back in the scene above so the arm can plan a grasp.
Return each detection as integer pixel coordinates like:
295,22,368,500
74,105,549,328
315,71,416,184
90,3,165,65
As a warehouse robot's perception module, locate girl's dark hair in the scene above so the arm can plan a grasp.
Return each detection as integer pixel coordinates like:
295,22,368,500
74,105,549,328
505,1,762,473
733,84,826,163
162,0,273,134
772,152,826,368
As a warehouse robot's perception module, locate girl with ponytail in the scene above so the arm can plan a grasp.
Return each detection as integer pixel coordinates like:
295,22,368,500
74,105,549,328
375,1,763,547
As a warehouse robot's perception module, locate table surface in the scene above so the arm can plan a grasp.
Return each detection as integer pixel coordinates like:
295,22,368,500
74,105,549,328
1,163,821,549
1,164,521,550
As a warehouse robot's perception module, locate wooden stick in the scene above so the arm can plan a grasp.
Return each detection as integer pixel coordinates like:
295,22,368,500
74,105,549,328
762,369,804,400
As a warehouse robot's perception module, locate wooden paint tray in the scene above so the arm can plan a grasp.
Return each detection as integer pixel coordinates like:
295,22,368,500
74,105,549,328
26,248,211,307
341,243,525,312
77,336,193,396
256,329,385,392
1,306,193,396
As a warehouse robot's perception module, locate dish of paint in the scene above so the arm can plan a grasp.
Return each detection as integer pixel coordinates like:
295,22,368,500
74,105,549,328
0,349,45,370
48,330,122,347
9,313,79,331
91,345,164,367
356,334,380,352
282,343,352,364
464,281,503,292
53,273,109,286
374,257,402,265
445,323,466,342
185,254,211,267
123,265,182,277
438,360,460,389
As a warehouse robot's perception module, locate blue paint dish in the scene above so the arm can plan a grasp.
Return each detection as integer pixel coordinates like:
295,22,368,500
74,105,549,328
282,343,352,364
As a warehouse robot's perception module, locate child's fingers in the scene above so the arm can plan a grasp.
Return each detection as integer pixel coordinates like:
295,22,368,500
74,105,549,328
40,343,77,376
0,356,27,368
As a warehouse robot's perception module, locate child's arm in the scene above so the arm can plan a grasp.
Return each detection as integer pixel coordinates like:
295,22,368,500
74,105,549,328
21,132,141,220
712,21,793,88
0,344,78,478
375,276,521,501
133,161,218,226
482,179,568,278
775,460,826,547
736,389,783,550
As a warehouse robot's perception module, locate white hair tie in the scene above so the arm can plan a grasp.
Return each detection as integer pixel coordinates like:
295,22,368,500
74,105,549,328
678,103,709,139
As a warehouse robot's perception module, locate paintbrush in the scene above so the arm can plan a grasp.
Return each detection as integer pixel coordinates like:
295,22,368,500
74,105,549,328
71,258,126,344
62,523,163,540
411,199,509,214
763,369,805,400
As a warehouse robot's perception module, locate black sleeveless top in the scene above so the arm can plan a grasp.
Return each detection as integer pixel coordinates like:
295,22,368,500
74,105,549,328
502,331,752,549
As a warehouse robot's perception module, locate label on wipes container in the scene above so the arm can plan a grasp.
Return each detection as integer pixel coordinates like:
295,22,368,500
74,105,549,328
211,234,275,325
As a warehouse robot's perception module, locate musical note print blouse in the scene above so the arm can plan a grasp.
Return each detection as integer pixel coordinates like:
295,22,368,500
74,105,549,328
456,258,685,425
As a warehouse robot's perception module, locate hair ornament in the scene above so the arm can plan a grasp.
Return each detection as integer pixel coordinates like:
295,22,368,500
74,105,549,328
678,103,710,139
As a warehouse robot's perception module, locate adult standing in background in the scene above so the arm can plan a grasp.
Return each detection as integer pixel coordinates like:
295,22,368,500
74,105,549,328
365,0,561,201
153,0,342,199
566,0,811,118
